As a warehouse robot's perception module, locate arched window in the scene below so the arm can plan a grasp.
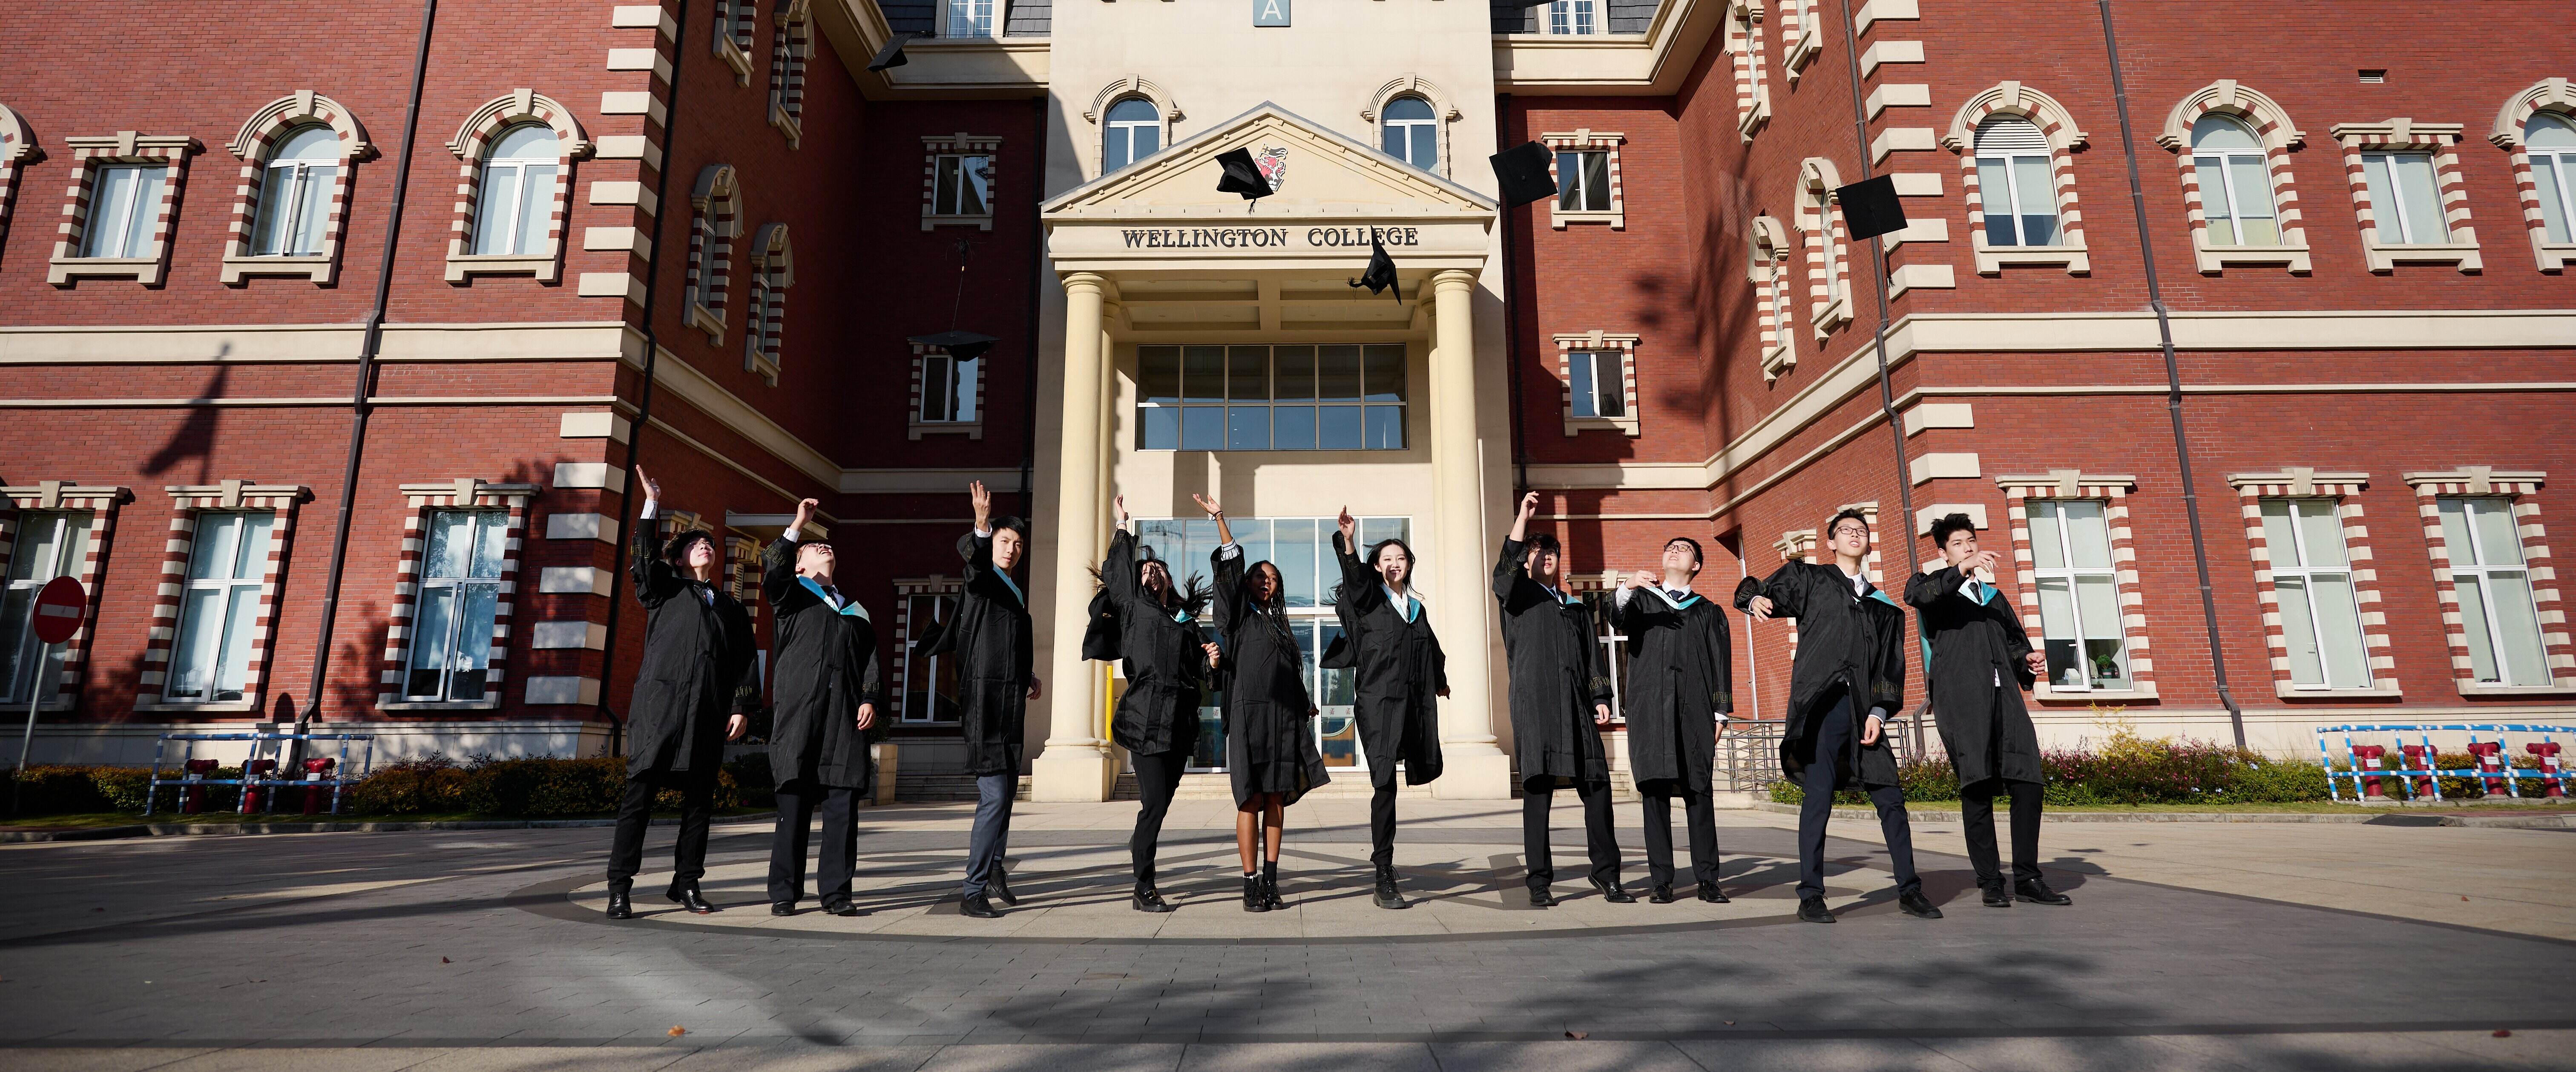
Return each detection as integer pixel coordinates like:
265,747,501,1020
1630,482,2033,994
1380,96,1438,170
2191,114,2277,246
1104,98,1159,173
2526,112,2576,244
1973,115,2059,247
250,126,340,257
473,124,558,256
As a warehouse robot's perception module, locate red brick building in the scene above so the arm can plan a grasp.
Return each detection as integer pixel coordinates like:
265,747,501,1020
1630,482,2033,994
1,0,2568,793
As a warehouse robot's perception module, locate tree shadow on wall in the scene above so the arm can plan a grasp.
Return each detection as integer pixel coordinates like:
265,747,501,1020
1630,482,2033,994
143,357,229,485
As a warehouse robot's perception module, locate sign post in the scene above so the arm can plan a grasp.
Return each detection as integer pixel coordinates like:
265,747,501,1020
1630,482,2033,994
12,576,86,815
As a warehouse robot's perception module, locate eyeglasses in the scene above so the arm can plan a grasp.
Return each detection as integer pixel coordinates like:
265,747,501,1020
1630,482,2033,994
1831,525,1870,539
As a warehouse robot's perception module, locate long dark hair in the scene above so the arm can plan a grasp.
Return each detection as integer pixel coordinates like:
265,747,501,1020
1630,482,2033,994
1089,554,1213,617
1240,560,1293,643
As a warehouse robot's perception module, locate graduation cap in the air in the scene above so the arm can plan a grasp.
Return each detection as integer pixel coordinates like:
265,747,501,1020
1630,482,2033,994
1214,147,1274,201
867,31,918,73
1489,140,1558,209
1832,174,1908,241
907,329,998,362
1348,235,1400,303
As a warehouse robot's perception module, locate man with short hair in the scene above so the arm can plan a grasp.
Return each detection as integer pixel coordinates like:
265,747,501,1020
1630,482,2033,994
1736,508,1938,924
761,496,882,918
940,480,1039,919
1495,492,1624,907
1907,512,2070,908
1614,529,1735,905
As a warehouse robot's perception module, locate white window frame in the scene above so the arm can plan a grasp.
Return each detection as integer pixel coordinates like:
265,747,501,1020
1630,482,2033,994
2533,122,2576,245
2026,499,2133,694
250,129,339,258
920,351,981,425
2331,119,2480,272
1553,331,1641,436
2441,496,2550,688
1381,97,1439,171
931,153,993,218
897,588,961,724
471,126,558,256
402,509,508,703
1545,0,1601,35
943,0,999,38
2193,125,2278,249
1104,99,1160,174
1556,150,1610,212
2262,498,2371,691
80,163,167,259
164,512,274,704
2359,149,2448,245
1567,351,1623,420
1,511,92,706
1974,119,2061,248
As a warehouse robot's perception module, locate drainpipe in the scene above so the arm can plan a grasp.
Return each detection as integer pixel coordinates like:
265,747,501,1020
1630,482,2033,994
300,0,440,741
1835,0,1926,756
590,0,695,757
1020,94,1046,519
2099,0,2246,747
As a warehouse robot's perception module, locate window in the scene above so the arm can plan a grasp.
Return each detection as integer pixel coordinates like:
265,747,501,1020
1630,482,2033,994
1545,0,1599,35
404,510,506,702
921,351,981,424
2530,113,2576,245
0,512,93,705
2360,149,2447,244
2262,499,2370,690
898,591,962,723
768,0,811,146
80,163,167,259
685,164,742,340
1381,96,1438,170
1567,350,1624,419
2440,496,2549,687
1136,345,1406,452
165,513,274,703
744,223,791,384
250,126,339,257
1751,215,1795,381
2026,500,2131,692
1557,150,1610,211
1104,98,1160,173
946,0,996,37
2191,114,2278,246
932,154,992,217
472,124,557,256
1974,116,2060,247
713,0,757,84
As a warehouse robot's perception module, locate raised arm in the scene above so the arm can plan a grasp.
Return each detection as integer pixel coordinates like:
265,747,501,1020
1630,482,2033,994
1331,507,1374,602
762,497,820,605
1197,495,1246,629
1102,507,1147,614
628,467,682,607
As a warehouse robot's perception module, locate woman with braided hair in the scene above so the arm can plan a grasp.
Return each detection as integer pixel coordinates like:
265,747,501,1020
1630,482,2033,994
1197,493,1330,912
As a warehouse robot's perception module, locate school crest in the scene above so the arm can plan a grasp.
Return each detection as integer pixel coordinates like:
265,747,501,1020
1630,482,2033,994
1254,147,1288,193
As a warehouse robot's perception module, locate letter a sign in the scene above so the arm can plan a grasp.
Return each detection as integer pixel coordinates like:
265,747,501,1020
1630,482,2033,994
1254,0,1289,26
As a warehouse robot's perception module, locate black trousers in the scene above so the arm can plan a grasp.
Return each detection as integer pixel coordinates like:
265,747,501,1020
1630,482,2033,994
605,772,714,889
1640,784,1720,890
1796,689,1920,900
1370,783,1399,867
1524,776,1622,889
1961,776,2044,886
768,781,860,908
1130,749,1190,884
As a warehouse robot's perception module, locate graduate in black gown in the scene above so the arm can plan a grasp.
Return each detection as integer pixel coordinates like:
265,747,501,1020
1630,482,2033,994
1614,533,1736,905
760,496,883,917
604,466,756,919
1322,506,1447,910
1198,493,1331,912
1097,495,1222,914
939,480,1037,919
1735,508,1940,925
1494,492,1624,907
1906,513,2070,909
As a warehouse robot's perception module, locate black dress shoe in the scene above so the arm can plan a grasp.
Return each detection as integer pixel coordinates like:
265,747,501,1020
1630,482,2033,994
988,867,1020,906
1133,883,1176,913
1898,890,1945,919
1696,884,1731,905
770,902,795,917
1981,882,2013,908
1371,865,1411,910
605,888,634,920
666,886,715,914
960,894,1002,919
1528,885,1558,908
1242,874,1270,913
2015,877,2073,906
1649,883,1677,904
822,902,862,917
1589,877,1636,904
1797,896,1836,924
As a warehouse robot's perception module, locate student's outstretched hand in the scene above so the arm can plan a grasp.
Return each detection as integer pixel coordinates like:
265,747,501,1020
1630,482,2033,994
969,480,992,528
1745,595,1775,620
1190,493,1222,518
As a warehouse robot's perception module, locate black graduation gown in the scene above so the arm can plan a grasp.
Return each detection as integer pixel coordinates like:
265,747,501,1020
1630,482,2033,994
1320,531,1446,788
623,527,758,782
1732,561,1906,787
1493,538,1616,787
1101,529,1206,758
1212,546,1330,807
1906,565,2042,786
1614,584,1735,796
929,529,1033,777
761,538,883,791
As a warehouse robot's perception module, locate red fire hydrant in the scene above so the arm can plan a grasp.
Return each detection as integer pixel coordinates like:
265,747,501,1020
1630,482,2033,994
180,759,219,814
301,758,337,814
2400,743,2438,799
240,758,278,813
2467,741,2510,798
2527,741,2565,799
2351,744,2389,800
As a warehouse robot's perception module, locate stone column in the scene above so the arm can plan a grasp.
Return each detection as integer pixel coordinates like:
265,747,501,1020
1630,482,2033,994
1426,268,1511,799
1032,273,1119,801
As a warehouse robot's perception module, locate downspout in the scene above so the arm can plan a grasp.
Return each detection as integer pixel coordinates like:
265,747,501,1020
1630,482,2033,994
590,0,695,757
1020,93,1046,518
1497,92,1530,494
300,0,440,739
2098,0,2246,747
1834,0,1926,755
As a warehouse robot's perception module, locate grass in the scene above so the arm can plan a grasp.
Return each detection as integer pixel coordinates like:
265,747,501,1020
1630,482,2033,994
1,806,776,831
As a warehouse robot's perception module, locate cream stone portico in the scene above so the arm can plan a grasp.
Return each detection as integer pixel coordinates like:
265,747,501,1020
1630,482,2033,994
1025,104,1518,802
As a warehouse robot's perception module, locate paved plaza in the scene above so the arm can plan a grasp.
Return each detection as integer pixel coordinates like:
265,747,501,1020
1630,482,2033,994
2,799,2571,1071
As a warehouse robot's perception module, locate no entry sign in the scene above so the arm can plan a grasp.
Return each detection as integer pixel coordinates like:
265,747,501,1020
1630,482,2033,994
32,575,85,645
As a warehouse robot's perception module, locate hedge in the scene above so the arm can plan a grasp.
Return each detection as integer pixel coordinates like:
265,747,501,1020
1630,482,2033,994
1767,734,2547,807
4,754,776,818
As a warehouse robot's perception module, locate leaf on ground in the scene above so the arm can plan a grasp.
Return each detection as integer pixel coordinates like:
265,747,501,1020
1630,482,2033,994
1564,1031,1587,1040
440,957,451,964
669,1026,688,1036
2495,1029,2513,1037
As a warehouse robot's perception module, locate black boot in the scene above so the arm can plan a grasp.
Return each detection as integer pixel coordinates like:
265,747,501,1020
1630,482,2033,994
988,866,1019,906
1372,864,1411,910
1133,880,1175,913
665,883,714,914
2015,877,2073,905
960,893,1001,919
605,882,634,920
1797,896,1835,924
1261,860,1285,911
1242,873,1269,913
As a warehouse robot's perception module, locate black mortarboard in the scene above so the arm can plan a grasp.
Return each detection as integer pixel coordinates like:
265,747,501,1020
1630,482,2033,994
1347,235,1400,303
907,330,998,362
1489,141,1557,209
867,32,916,73
1834,175,1908,241
1214,147,1274,201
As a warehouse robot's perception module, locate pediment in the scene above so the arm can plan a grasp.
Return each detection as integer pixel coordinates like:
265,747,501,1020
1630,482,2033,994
1044,102,1498,221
